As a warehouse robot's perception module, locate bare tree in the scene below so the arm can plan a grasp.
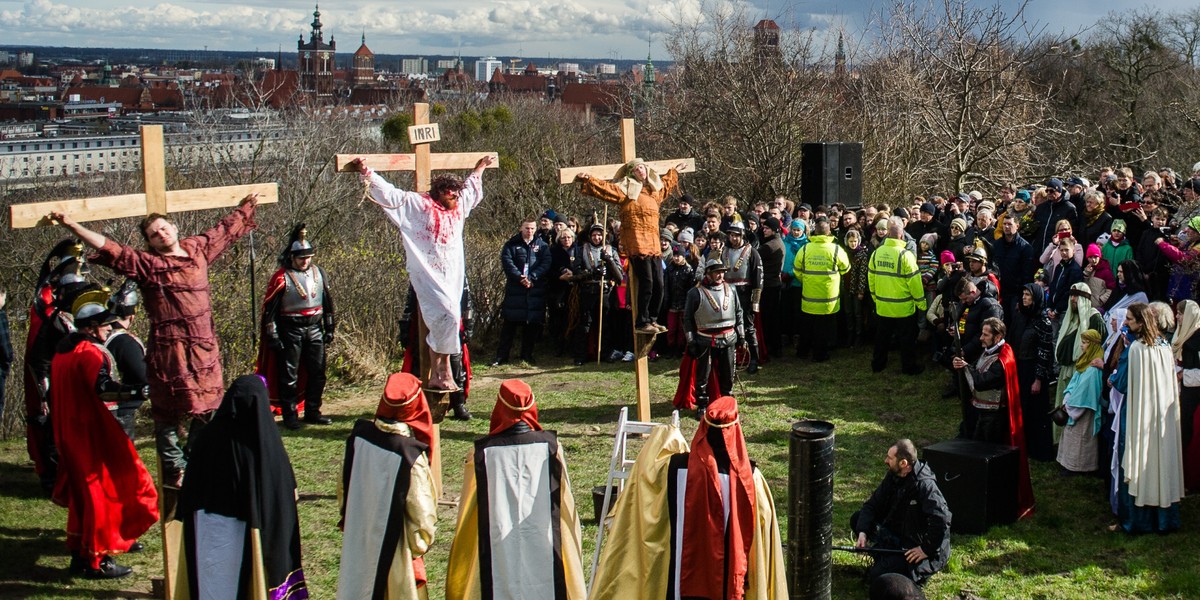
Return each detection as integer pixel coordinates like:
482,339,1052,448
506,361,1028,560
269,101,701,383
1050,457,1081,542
654,1,834,203
858,0,1071,192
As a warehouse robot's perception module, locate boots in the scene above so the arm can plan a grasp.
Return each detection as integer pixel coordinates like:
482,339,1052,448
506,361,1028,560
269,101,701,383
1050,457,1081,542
449,394,472,421
303,410,332,426
746,345,760,374
83,555,132,579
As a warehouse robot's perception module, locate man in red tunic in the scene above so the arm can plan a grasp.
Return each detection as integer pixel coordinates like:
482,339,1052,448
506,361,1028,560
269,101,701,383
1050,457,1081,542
51,290,158,579
51,193,259,486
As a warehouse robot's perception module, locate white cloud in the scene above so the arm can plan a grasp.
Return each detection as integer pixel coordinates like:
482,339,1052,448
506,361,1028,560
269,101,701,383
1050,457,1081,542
3,0,1198,58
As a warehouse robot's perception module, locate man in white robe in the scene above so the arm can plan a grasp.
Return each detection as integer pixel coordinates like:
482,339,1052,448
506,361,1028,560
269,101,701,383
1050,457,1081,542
354,155,495,390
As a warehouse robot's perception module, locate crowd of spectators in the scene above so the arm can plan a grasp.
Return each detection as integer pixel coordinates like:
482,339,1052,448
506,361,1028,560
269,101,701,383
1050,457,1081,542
487,165,1200,532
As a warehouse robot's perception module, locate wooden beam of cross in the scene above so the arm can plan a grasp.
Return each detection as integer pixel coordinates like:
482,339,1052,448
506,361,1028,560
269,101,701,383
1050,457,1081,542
333,102,497,192
336,102,496,502
558,118,695,422
9,125,278,229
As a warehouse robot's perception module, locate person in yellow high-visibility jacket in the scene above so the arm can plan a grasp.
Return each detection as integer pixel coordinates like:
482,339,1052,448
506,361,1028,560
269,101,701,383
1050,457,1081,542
868,217,927,375
793,218,851,361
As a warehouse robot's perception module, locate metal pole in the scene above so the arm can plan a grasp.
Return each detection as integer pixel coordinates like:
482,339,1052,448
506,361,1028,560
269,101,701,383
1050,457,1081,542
788,419,836,600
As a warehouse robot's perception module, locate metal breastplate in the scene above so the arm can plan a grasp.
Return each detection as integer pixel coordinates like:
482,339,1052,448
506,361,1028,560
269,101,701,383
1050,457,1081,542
972,350,1004,409
723,246,752,285
694,283,738,330
104,329,145,354
281,267,324,315
582,244,603,270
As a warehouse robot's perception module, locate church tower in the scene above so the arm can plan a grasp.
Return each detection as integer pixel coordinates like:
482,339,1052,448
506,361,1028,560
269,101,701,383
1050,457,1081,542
297,4,336,99
352,32,375,87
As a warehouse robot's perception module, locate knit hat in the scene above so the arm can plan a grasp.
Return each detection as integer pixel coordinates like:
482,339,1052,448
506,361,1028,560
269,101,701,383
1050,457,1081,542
680,194,695,206
1187,215,1200,232
661,228,674,242
1086,243,1101,258
968,190,983,201
677,227,695,244
950,217,967,232
874,219,888,233
894,206,909,219
1045,178,1065,193
761,216,782,233
554,213,567,225
939,250,956,265
977,201,996,214
920,202,937,215
541,209,558,221
1015,190,1031,202
920,233,938,248
1111,219,1126,234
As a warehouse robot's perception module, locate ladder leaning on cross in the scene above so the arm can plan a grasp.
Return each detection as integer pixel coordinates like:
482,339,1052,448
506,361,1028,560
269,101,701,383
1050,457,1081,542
558,118,696,423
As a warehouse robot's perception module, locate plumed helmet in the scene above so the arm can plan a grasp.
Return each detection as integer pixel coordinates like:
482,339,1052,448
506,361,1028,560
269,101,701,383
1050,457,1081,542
72,288,118,328
281,223,315,265
966,244,988,263
50,256,87,288
108,279,140,317
37,239,85,289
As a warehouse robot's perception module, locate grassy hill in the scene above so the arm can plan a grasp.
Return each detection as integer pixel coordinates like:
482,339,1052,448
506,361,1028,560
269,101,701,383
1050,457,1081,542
1,349,1198,599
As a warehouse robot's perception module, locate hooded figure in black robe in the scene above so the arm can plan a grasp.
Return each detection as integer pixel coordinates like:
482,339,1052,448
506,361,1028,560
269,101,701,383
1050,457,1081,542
178,375,308,599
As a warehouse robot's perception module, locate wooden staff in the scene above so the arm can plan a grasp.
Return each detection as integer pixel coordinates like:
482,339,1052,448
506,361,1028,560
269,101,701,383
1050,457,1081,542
596,206,609,366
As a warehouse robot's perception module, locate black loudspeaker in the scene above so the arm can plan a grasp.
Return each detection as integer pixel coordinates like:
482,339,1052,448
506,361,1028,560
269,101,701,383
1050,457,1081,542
921,439,1018,534
801,142,863,208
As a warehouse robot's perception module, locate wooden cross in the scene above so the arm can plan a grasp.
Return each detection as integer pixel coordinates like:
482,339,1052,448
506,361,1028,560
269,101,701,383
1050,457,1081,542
7,124,278,600
334,102,497,192
9,125,278,228
336,102,496,500
558,118,695,422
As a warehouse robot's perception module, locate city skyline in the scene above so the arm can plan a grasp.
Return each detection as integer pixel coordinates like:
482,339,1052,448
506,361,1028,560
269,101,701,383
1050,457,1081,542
0,0,1193,62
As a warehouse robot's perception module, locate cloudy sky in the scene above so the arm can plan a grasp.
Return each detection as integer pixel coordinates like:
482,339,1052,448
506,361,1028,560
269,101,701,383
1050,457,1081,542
0,0,1191,61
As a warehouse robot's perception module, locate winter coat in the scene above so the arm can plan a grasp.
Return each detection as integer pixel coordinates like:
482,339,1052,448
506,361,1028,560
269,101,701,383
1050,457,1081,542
500,234,551,324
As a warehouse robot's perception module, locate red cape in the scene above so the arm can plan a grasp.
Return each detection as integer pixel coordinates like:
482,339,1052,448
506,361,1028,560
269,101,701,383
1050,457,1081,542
681,396,755,599
673,352,722,410
255,269,305,415
23,287,52,478
998,342,1035,519
50,337,158,560
1185,406,1200,492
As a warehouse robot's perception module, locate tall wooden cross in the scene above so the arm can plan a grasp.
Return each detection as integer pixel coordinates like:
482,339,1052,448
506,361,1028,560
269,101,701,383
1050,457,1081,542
7,124,278,600
9,125,278,228
335,102,497,500
558,118,695,422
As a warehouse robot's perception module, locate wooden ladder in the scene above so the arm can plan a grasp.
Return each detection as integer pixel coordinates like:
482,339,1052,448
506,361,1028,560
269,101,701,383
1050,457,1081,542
588,406,679,594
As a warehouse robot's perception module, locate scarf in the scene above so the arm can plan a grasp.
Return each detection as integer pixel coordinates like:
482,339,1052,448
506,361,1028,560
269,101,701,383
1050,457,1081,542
1173,300,1200,362
613,158,664,201
1075,329,1104,373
